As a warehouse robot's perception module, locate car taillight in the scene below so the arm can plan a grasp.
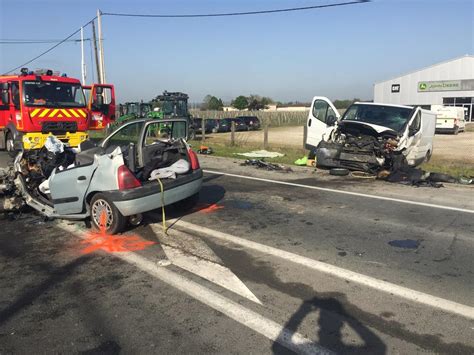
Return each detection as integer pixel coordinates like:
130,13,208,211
188,148,200,170
117,165,141,190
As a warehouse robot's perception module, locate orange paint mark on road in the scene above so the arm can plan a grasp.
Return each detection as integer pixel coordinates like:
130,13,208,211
81,210,155,254
81,233,156,254
193,203,224,214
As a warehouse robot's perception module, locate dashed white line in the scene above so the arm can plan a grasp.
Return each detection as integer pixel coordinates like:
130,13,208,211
203,170,474,214
170,219,474,320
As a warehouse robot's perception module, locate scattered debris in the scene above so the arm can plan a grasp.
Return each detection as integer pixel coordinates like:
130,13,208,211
241,159,292,172
236,150,284,158
294,156,308,166
197,145,213,155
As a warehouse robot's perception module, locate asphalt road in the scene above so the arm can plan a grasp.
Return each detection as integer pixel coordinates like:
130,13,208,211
1,151,473,354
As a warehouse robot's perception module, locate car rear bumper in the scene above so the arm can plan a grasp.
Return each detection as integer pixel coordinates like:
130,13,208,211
435,127,458,133
105,169,203,216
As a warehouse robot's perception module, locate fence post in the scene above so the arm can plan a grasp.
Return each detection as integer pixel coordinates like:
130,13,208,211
201,118,206,142
263,124,269,149
230,121,236,146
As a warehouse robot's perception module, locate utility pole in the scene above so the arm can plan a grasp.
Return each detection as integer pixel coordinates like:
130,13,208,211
80,26,86,85
97,9,106,84
91,19,101,84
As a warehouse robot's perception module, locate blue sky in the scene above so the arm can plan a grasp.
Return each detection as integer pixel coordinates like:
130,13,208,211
1,0,473,103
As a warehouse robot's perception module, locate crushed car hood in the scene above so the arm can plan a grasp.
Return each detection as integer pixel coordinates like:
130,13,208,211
338,120,398,136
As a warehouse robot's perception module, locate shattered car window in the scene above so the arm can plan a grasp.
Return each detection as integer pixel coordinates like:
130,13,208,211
145,121,187,144
342,104,413,132
105,121,145,149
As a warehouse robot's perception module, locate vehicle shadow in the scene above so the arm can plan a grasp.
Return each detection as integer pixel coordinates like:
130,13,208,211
272,297,387,355
142,183,226,226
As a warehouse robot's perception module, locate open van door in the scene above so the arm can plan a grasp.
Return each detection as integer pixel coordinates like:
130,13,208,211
305,96,340,150
403,108,435,166
86,84,116,130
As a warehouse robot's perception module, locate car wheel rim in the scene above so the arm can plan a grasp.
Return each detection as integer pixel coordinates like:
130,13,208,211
91,199,113,230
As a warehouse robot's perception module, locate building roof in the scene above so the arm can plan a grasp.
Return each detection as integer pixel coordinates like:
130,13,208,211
374,54,473,85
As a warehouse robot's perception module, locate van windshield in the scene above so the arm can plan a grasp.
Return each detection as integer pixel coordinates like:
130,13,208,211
23,81,86,108
342,104,413,132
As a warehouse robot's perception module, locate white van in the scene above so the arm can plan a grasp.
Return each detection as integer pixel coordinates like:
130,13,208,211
431,105,466,134
304,97,436,171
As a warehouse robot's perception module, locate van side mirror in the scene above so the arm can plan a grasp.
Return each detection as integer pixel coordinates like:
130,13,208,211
326,115,337,126
408,127,417,137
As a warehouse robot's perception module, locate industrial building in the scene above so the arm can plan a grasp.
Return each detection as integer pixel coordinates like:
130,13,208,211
373,55,474,121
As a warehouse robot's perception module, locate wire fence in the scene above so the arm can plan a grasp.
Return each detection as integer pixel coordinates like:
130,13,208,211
190,110,308,127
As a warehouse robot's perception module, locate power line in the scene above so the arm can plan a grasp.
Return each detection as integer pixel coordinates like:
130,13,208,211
0,39,92,44
103,1,369,18
1,17,96,75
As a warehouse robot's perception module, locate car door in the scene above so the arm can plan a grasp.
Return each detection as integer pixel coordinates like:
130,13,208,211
49,162,98,215
404,109,425,165
305,96,340,150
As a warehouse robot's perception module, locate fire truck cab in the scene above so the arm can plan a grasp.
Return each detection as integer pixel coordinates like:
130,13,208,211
0,68,89,153
83,84,116,130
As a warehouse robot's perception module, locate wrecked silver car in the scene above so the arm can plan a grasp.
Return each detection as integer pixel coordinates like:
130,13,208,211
305,97,437,172
0,118,202,234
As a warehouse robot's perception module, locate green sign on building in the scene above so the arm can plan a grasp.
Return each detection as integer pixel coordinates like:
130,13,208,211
418,80,462,92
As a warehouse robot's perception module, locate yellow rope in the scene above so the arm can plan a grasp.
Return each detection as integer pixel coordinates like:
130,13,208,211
156,177,167,235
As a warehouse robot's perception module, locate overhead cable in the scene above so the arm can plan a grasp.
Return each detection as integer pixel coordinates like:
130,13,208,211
102,1,369,18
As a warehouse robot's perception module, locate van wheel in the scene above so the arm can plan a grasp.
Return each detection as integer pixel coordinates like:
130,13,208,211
453,126,459,135
6,132,17,157
90,193,126,234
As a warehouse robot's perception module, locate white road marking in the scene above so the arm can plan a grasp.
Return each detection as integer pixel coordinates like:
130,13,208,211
203,170,474,214
170,219,474,320
57,222,332,355
152,226,261,304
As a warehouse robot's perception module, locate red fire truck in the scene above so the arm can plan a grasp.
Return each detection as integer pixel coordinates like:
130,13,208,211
0,68,90,153
83,84,116,130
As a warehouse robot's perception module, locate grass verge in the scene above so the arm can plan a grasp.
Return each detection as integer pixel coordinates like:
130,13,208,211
189,140,306,166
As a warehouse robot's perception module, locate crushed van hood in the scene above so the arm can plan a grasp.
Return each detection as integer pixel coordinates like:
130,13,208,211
338,120,398,135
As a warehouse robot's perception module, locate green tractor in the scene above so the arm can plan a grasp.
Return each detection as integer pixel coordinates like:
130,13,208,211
151,91,196,140
112,92,195,140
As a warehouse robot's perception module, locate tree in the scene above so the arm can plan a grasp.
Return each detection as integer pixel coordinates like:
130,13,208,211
247,95,273,111
231,95,249,110
333,98,360,109
201,95,223,111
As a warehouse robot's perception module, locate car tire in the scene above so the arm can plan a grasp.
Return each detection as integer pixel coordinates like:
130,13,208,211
173,192,199,211
6,132,17,157
329,168,350,176
90,193,127,234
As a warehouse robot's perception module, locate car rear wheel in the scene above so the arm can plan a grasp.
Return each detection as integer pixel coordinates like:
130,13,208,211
90,193,126,234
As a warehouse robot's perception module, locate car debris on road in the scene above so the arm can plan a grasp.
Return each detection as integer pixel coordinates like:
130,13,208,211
241,159,292,172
